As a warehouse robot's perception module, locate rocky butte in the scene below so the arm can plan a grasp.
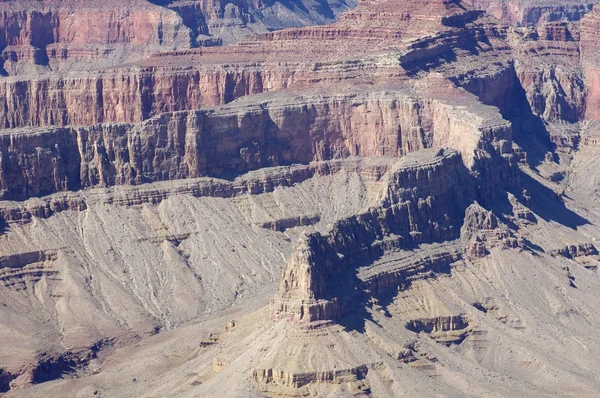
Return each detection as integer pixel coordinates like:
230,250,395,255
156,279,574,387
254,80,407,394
0,0,600,396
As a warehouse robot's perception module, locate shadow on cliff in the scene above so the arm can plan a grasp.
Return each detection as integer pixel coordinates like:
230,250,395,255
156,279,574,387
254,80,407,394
147,0,176,5
324,260,377,334
0,42,8,76
457,64,555,170
320,249,387,334
312,157,475,333
402,50,458,77
0,217,7,235
326,241,454,334
269,0,340,20
500,81,555,171
401,32,485,78
326,164,589,334
510,172,588,229
147,0,213,47
484,158,589,231
522,173,589,228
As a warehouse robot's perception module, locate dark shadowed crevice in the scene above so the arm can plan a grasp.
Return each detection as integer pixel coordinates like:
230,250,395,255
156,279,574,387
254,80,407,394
0,369,16,393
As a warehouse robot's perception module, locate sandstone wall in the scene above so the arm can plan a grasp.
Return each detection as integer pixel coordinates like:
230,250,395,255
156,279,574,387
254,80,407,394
581,5,600,120
0,66,304,128
0,90,514,200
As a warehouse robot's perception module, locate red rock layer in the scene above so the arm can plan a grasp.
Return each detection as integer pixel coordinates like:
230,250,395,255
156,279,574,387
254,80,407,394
0,0,502,129
581,5,600,120
0,1,194,74
0,83,514,200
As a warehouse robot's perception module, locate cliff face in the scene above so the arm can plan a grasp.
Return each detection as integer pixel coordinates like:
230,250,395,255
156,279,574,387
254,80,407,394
271,149,474,327
4,0,600,396
472,0,598,26
0,86,516,200
0,0,357,76
582,5,600,120
430,0,600,152
0,66,304,128
0,0,494,129
0,0,521,207
0,1,194,75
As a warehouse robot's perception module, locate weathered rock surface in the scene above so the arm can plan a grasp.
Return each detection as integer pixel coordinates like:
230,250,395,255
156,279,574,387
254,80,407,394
271,149,475,327
582,5,600,120
2,0,600,396
0,83,517,201
0,0,500,129
0,0,355,76
472,0,599,26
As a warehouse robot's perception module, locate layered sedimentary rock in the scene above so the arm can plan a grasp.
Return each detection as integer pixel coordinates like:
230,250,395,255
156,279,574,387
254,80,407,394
581,5,600,120
0,0,356,76
472,0,599,26
0,0,194,75
2,0,600,396
271,149,475,327
0,84,517,200
0,156,390,226
0,0,502,129
461,203,525,258
420,0,600,151
0,0,597,139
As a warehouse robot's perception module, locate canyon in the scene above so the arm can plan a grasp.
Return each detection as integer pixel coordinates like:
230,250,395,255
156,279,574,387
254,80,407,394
1,0,600,396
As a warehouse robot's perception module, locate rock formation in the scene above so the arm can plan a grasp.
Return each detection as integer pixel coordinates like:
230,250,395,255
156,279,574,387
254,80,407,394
0,0,355,76
0,84,517,200
582,5,600,120
1,0,600,396
271,149,472,327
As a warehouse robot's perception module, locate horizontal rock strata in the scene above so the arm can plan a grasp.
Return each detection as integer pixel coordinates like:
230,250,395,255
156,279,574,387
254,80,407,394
0,86,516,201
271,149,477,327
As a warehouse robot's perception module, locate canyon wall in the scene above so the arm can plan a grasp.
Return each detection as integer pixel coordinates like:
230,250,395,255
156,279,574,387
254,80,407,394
0,66,304,128
0,0,499,130
443,0,599,148
0,89,515,200
271,149,474,326
0,1,194,75
0,0,357,76
581,5,600,120
472,0,598,26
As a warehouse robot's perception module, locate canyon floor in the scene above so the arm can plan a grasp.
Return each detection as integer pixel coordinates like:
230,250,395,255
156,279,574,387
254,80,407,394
2,0,600,397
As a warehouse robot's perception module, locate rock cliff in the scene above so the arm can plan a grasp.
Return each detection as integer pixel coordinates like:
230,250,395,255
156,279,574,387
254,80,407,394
2,0,600,396
0,84,517,200
472,0,599,26
0,0,356,76
271,149,474,327
582,5,600,120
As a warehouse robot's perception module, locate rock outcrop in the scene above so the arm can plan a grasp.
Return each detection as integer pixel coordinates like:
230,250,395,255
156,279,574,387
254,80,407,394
582,5,600,120
472,0,599,26
271,149,475,327
3,0,600,396
0,85,517,200
461,203,525,258
0,0,356,76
